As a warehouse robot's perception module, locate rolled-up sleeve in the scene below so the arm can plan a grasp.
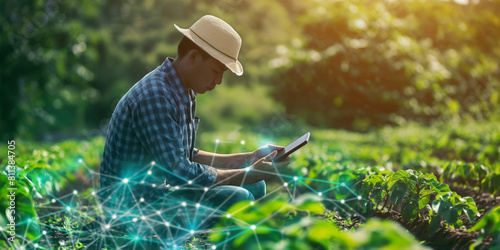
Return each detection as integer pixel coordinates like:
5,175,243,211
131,95,217,187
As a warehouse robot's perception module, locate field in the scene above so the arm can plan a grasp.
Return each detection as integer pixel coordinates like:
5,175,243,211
1,121,499,249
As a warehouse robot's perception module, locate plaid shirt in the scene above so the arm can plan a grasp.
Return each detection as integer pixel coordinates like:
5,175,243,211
99,57,217,204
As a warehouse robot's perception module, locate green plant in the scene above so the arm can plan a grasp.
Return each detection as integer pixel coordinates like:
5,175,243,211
470,205,500,249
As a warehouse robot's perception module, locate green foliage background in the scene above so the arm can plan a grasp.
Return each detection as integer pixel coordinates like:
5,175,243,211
2,0,499,140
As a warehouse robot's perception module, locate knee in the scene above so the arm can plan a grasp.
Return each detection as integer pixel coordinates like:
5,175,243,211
231,187,254,202
221,187,254,211
243,180,266,200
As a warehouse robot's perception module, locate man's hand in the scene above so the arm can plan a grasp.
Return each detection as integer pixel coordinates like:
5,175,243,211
247,150,291,182
250,144,288,165
215,150,291,186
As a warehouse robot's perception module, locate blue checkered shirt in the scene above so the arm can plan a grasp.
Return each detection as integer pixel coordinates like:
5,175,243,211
99,57,218,204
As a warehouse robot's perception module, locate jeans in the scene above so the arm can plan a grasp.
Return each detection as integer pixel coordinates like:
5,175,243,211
112,180,266,245
202,180,266,210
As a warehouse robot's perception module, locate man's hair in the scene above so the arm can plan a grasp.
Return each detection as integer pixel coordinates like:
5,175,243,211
177,36,210,59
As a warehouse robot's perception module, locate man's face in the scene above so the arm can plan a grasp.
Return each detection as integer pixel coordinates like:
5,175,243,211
188,55,228,94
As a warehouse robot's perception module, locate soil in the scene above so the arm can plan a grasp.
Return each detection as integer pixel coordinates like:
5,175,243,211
374,210,492,250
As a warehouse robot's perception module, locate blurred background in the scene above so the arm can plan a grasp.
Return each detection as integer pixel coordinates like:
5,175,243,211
1,0,500,142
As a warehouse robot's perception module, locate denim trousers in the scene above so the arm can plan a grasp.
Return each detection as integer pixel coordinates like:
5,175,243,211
112,180,266,244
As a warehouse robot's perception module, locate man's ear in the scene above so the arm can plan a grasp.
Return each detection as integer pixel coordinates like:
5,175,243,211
187,49,204,64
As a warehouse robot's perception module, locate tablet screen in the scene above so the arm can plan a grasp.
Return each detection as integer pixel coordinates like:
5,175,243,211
274,132,310,161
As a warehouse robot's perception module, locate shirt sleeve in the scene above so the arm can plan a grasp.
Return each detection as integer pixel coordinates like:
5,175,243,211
131,95,218,187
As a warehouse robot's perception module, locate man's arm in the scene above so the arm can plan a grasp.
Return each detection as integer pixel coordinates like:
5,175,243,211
192,144,287,170
192,150,253,169
213,150,291,186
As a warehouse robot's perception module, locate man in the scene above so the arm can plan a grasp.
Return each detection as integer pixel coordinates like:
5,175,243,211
98,15,290,243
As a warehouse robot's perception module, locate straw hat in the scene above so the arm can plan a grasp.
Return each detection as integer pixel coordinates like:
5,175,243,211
175,15,243,76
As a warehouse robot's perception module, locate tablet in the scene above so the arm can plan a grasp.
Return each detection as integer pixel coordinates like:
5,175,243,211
274,132,310,161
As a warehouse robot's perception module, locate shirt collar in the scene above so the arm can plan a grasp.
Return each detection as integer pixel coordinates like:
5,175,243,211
160,57,195,104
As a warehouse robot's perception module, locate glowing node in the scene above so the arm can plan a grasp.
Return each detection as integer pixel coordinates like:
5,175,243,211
61,242,65,246
165,222,170,227
91,191,96,196
318,192,322,197
66,206,71,212
166,184,170,188
188,180,193,185
141,180,144,183
141,216,146,220
250,225,256,231
51,199,56,203
78,158,83,163
204,187,208,192
293,176,298,181
123,178,129,184
190,230,194,234
357,196,362,200
240,140,245,145
174,186,179,190
196,203,200,208
112,214,117,219
152,184,156,187
105,224,110,229
215,139,220,143
134,236,139,240
140,198,145,202
211,245,217,250
283,183,288,187
151,161,156,165
147,170,152,175
73,190,78,195
226,214,231,218
250,201,255,206
341,199,345,204
245,167,251,172
156,211,161,215
132,218,138,222
34,244,38,248
341,183,346,187
42,231,47,235
181,202,187,207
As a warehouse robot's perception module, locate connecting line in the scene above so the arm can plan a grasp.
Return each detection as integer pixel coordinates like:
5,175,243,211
253,230,262,250
210,139,220,167
213,226,254,246
270,160,294,199
298,180,319,194
227,185,286,216
343,182,361,197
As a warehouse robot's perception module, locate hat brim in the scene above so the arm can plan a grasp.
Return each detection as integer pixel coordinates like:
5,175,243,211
175,24,243,76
